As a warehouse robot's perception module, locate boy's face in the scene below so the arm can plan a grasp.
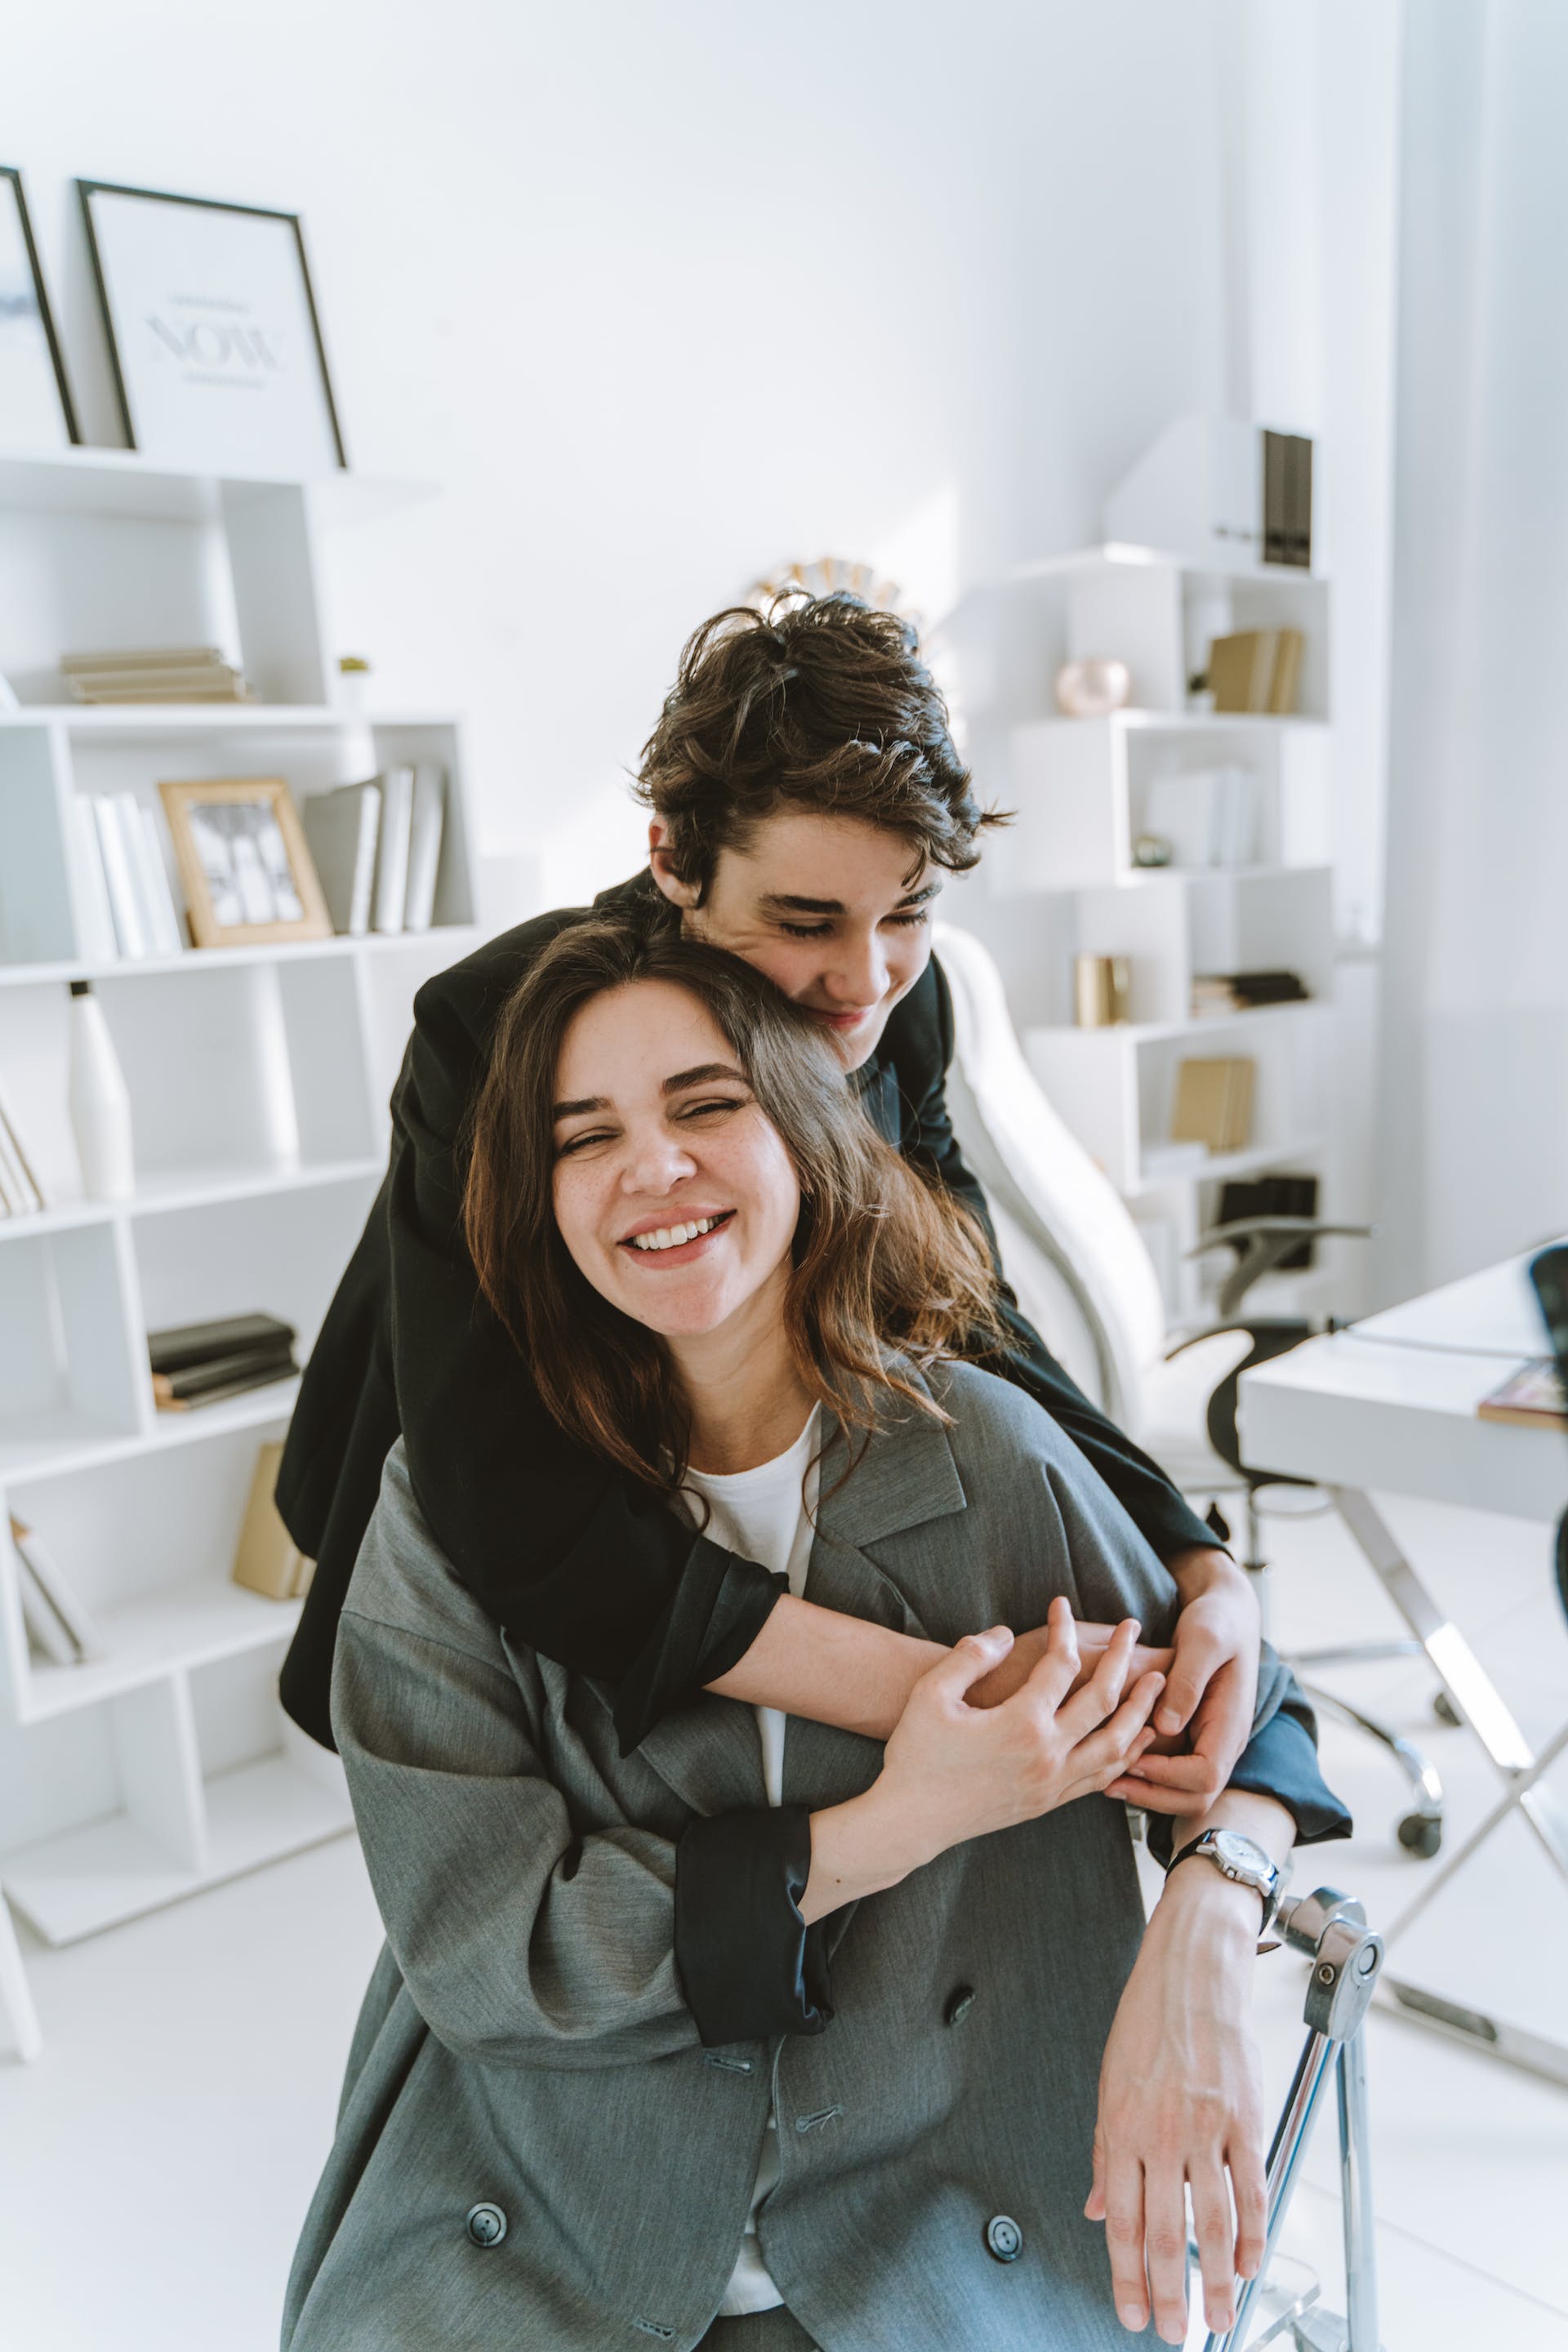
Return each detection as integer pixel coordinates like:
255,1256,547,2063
649,810,940,1071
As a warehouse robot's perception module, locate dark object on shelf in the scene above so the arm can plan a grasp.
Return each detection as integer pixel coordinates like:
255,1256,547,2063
148,1312,296,1378
1133,831,1173,868
1216,1174,1320,1272
1263,429,1313,568
153,1343,297,1407
0,163,81,448
1192,969,1312,1016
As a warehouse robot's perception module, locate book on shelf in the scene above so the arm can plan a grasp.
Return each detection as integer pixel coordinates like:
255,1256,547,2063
59,646,251,704
372,765,416,933
1477,1361,1567,1431
1263,430,1313,570
8,1515,101,1664
69,795,120,962
1192,969,1311,1017
148,1312,296,1377
0,1073,46,1215
1170,1056,1255,1154
1205,629,1304,716
404,764,447,932
232,1441,315,1600
92,794,148,959
152,1343,299,1407
301,782,382,936
87,795,183,961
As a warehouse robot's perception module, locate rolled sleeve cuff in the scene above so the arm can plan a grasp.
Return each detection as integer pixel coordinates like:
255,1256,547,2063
613,1539,786,1757
1143,1700,1354,1867
675,1804,835,2048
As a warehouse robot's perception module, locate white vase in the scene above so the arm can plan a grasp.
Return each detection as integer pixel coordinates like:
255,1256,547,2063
67,982,135,1201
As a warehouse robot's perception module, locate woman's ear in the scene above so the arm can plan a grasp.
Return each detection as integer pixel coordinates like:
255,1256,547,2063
648,821,701,911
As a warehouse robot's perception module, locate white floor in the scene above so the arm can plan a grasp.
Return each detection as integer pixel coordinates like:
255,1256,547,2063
2,1490,1566,2351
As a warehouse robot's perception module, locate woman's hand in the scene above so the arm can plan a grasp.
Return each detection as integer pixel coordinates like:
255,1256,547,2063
1086,1793,1291,2341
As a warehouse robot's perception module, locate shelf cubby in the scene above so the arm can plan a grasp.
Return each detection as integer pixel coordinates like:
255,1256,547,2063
0,443,471,2012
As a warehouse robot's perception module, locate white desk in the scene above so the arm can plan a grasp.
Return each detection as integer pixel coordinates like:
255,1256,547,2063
1239,1244,1568,2083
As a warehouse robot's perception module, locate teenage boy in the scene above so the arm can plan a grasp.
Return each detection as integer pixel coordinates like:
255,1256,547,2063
277,595,1307,1832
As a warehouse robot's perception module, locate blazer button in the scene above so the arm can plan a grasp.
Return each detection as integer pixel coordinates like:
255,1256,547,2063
944,1984,976,2026
466,2202,508,2247
985,2213,1023,2263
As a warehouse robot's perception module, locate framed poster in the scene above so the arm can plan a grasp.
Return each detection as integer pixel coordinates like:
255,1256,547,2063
158,777,332,947
78,180,346,473
0,165,79,450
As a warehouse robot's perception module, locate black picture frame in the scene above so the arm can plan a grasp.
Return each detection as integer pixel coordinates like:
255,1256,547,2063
77,178,347,469
1,163,81,445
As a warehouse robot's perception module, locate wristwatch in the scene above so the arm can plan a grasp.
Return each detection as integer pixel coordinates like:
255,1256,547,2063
1165,1829,1285,1948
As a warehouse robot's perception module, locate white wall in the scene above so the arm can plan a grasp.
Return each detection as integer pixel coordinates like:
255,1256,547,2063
3,0,1232,907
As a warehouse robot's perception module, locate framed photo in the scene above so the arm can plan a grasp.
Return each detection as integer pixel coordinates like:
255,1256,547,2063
78,180,346,473
1,165,79,450
158,778,332,947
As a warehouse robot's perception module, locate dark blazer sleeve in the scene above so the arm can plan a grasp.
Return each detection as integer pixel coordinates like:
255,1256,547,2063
276,911,782,1755
885,956,1219,1566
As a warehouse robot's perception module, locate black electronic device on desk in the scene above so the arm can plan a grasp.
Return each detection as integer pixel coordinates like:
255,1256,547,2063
1527,1241,1568,1618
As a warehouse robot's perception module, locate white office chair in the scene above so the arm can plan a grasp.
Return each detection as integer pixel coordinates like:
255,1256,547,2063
933,920,1444,1856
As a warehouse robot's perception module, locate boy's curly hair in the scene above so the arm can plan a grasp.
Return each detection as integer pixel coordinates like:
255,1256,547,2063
633,590,1005,894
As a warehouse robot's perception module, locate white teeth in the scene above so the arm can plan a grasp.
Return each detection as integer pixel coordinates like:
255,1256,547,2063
630,1215,718,1253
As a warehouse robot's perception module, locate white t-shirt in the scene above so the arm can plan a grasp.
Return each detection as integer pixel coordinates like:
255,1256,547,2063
682,1407,822,2319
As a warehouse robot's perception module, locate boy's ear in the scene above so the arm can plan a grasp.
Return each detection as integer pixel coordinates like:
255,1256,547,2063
648,820,701,908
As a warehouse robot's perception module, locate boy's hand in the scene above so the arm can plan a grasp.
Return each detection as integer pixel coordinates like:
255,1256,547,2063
1106,1552,1261,1815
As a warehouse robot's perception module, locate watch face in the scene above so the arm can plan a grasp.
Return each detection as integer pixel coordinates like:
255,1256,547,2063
1213,1830,1270,1882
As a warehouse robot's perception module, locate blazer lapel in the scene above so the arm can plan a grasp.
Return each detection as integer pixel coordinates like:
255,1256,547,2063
782,1395,969,1814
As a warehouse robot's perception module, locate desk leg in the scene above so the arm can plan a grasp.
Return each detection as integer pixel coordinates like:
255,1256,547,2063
1330,1486,1568,1882
0,1892,41,2065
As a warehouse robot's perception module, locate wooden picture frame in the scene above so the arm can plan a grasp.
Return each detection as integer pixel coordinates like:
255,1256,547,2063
158,778,332,948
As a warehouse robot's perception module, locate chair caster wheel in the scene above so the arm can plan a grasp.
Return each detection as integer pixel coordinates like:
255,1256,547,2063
1397,1812,1443,1860
1432,1691,1463,1729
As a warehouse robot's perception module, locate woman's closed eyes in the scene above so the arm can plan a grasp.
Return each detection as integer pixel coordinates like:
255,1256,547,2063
555,1090,753,1157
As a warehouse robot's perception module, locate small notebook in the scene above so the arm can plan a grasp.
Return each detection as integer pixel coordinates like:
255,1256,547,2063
1477,1360,1567,1431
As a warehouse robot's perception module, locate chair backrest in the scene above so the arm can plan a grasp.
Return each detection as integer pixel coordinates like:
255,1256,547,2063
934,921,1169,1432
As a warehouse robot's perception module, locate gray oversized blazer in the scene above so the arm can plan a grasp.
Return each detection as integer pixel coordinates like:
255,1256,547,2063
285,1361,1300,2352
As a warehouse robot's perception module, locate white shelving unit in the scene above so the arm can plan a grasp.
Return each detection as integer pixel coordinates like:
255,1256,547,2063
974,544,1340,1328
0,445,479,1992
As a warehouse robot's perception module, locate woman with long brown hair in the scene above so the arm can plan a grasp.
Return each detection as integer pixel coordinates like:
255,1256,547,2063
285,917,1346,2352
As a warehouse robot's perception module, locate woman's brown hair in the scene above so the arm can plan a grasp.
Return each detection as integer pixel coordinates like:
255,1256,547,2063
463,915,1006,1496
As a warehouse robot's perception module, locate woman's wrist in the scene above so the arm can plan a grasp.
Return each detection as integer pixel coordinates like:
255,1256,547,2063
799,1784,927,1925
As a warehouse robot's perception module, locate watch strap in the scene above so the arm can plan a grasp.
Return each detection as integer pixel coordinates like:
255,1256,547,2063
1165,1831,1283,1951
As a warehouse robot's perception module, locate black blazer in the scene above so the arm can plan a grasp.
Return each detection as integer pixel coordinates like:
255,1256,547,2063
276,874,1218,1752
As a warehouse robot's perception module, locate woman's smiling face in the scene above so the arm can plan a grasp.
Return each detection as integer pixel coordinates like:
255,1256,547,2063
550,979,802,1339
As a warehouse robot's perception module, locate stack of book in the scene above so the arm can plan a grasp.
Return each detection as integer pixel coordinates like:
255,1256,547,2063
1202,629,1304,715
1169,1056,1256,1155
301,764,447,936
148,1313,299,1412
1191,969,1311,1018
68,793,185,962
8,1515,100,1666
0,1076,45,1217
59,647,251,704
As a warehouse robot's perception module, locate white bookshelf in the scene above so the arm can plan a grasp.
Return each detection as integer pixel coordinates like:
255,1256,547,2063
971,543,1340,1328
0,444,479,1998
